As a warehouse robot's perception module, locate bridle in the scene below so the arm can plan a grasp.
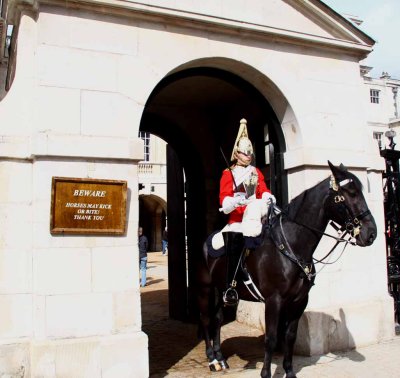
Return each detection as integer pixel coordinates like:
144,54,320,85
328,175,372,239
239,174,373,301
270,174,372,281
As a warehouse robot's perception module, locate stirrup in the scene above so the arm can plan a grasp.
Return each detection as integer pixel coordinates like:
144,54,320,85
223,287,239,306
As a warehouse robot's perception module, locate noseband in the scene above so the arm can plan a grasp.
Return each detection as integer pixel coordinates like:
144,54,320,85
329,175,371,238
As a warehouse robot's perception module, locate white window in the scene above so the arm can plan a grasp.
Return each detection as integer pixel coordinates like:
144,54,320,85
370,89,380,104
139,131,150,162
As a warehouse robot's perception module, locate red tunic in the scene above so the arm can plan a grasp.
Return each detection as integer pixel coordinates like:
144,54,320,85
219,167,270,224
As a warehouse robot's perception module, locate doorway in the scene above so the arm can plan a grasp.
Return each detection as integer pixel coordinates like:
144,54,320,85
140,66,286,320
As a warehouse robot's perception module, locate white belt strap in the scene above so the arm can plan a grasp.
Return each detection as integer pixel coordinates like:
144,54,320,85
243,276,265,303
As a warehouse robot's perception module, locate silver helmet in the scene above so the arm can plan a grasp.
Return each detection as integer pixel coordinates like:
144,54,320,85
231,118,254,161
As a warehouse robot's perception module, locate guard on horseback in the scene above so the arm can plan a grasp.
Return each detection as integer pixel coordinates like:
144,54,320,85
216,118,276,305
198,158,377,376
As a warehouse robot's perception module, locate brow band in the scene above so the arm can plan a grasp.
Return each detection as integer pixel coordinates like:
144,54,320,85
339,178,353,187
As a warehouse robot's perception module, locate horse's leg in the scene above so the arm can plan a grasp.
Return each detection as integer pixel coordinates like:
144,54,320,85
282,318,300,378
261,297,282,378
282,299,308,378
197,264,222,371
210,293,229,370
199,287,222,370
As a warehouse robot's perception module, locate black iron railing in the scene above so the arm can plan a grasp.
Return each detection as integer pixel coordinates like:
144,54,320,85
381,130,400,333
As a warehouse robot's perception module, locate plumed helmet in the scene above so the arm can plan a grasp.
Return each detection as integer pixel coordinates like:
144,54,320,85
230,118,254,161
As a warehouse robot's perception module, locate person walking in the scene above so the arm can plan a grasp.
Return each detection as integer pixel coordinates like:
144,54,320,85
162,226,168,256
138,226,148,287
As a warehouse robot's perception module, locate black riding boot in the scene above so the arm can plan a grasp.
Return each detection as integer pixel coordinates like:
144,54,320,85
222,231,244,306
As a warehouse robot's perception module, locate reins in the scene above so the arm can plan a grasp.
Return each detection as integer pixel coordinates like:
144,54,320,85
269,202,354,278
233,173,373,301
266,174,371,280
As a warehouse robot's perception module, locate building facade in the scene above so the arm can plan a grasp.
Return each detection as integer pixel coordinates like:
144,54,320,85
138,133,167,251
362,68,400,148
0,0,396,375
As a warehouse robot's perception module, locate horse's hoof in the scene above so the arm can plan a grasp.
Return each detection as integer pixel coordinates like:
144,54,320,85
209,359,222,372
218,359,229,370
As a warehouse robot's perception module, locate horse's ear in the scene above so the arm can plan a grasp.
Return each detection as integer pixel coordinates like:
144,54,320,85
328,160,337,176
328,160,346,179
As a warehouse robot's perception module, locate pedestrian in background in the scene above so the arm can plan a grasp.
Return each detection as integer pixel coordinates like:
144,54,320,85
138,226,148,287
162,226,168,256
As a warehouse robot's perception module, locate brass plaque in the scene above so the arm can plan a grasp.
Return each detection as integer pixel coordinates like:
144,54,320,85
50,177,127,235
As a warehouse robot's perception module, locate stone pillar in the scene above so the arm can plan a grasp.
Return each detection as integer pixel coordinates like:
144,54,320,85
0,6,149,377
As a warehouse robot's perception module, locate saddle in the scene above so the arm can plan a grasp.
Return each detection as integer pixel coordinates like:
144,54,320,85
210,205,281,304
206,203,279,258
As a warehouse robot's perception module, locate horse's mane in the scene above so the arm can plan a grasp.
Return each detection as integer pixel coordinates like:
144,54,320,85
282,169,363,219
283,186,319,220
283,190,303,216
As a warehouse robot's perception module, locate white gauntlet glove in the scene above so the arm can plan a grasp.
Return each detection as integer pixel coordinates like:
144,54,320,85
220,193,247,214
262,192,276,205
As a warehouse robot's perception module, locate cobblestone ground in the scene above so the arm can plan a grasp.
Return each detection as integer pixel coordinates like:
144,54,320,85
141,252,400,378
141,252,268,377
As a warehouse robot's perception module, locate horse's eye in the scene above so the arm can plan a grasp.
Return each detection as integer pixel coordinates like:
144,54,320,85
344,186,358,197
348,191,357,198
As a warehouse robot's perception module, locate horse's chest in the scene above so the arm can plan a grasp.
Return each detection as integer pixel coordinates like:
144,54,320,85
288,279,310,301
242,250,312,302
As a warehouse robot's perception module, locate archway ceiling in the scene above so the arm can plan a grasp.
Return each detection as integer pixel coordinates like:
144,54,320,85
140,194,166,212
147,75,244,114
141,69,283,192
145,74,266,137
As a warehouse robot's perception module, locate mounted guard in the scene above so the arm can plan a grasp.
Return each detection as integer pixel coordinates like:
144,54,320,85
213,118,276,305
197,160,377,377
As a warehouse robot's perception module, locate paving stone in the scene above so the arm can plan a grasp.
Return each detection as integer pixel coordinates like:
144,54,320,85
142,252,400,377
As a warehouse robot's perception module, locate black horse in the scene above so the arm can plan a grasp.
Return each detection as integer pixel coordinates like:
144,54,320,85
196,161,377,378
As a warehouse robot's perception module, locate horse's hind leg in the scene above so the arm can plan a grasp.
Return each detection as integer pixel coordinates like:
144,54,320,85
210,294,229,370
197,266,224,372
198,286,218,370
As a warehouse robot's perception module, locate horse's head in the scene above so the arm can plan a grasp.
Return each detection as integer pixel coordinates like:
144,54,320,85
325,161,377,246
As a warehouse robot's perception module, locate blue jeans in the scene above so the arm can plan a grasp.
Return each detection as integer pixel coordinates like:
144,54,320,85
139,256,147,287
162,240,168,255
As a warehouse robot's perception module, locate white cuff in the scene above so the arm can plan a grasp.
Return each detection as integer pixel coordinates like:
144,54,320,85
262,192,276,204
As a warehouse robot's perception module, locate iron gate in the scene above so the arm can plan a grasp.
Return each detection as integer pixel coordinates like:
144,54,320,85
381,137,400,334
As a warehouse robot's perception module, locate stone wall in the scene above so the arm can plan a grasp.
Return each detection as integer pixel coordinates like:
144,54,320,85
0,0,394,375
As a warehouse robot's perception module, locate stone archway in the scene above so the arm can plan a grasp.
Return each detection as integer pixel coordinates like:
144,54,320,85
139,194,167,251
140,60,291,320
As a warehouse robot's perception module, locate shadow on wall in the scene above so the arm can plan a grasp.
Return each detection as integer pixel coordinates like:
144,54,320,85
295,308,364,361
220,308,366,378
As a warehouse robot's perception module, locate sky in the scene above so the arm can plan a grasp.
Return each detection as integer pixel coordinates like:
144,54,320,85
322,0,400,79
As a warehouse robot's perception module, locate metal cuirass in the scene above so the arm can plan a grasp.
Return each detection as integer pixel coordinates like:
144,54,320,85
243,170,258,199
232,166,258,199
